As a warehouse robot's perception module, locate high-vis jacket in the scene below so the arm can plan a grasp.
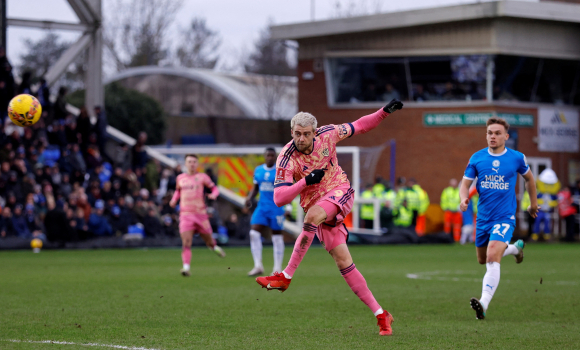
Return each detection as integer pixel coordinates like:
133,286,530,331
413,184,430,215
441,186,460,211
394,205,413,227
361,190,375,220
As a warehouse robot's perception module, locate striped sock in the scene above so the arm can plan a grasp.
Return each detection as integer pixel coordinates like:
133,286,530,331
282,223,317,278
341,263,382,315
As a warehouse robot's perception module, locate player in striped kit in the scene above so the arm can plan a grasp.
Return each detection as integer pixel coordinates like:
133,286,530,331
170,154,225,277
255,99,404,336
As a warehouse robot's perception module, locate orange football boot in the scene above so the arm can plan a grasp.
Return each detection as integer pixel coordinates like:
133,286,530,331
256,272,292,292
376,310,394,336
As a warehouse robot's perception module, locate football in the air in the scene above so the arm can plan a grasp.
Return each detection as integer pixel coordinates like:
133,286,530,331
8,94,42,127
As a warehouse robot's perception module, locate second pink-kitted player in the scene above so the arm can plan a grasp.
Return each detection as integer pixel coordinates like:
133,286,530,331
256,99,404,336
170,154,225,277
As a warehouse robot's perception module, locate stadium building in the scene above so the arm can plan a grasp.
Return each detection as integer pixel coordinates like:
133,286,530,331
107,66,297,145
270,0,580,199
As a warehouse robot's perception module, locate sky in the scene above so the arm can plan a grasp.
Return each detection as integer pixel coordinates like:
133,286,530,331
7,0,537,78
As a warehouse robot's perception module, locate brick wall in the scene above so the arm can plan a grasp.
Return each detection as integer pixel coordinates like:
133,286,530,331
297,59,580,202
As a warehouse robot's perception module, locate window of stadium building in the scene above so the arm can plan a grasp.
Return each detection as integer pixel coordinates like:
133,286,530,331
327,56,489,105
494,55,580,105
327,55,580,106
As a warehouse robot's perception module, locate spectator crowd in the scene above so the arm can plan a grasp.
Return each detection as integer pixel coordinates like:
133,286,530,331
0,51,185,245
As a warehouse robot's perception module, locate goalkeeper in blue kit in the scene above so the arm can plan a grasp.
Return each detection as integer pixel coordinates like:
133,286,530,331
460,117,538,320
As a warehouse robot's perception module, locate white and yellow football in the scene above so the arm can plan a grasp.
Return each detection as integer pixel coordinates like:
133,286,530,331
8,94,42,127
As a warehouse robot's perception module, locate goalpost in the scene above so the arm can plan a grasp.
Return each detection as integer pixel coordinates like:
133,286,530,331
152,145,388,235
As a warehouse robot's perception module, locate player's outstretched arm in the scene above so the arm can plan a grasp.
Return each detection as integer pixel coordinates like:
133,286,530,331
245,184,260,208
169,185,180,208
522,171,539,218
273,170,325,207
459,178,473,212
207,185,219,200
350,99,404,136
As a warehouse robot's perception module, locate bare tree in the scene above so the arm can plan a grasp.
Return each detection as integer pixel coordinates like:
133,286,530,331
242,73,295,119
104,0,183,72
244,20,295,77
18,33,85,90
175,18,221,69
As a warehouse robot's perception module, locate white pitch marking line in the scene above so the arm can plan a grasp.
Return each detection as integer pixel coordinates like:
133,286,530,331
406,271,579,285
3,339,161,350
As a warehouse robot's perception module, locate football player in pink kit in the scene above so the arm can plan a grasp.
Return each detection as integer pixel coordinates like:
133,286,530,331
170,154,225,277
256,99,404,336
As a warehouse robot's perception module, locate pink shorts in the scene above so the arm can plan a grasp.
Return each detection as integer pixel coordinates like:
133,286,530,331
315,184,354,252
179,213,212,235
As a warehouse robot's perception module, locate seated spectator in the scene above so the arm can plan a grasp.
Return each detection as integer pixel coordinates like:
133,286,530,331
69,143,86,174
110,205,130,236
381,83,400,101
6,171,23,202
380,200,395,233
88,199,112,236
413,84,430,102
111,179,122,199
121,195,138,226
87,185,102,207
132,131,148,170
0,206,14,237
11,204,31,239
159,194,175,216
0,142,12,162
225,213,238,237
145,159,160,192
76,192,91,222
76,107,92,147
207,207,219,234
51,163,62,184
85,145,103,170
114,143,131,171
73,207,89,239
65,117,78,144
5,192,17,210
44,201,74,243
143,208,162,237
161,214,176,237
59,173,73,199
22,128,35,151
157,169,174,202
24,203,46,241
53,86,68,121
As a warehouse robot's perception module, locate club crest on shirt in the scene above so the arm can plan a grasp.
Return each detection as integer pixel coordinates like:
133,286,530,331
275,168,286,183
492,160,500,167
339,124,348,137
334,189,344,197
322,148,329,157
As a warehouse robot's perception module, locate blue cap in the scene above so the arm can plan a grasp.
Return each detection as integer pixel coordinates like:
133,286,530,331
95,199,105,209
112,206,121,215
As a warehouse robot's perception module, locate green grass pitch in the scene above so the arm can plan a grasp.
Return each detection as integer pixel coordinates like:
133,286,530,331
1,244,579,349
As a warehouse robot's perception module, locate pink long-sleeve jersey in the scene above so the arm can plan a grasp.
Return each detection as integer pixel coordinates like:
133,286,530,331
273,108,390,211
172,172,218,215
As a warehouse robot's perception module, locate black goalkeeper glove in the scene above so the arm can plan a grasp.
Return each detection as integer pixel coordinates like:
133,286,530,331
383,99,404,114
305,169,325,186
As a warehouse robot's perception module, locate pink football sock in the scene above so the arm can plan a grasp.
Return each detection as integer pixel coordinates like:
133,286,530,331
283,223,317,277
182,246,192,265
341,263,382,315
